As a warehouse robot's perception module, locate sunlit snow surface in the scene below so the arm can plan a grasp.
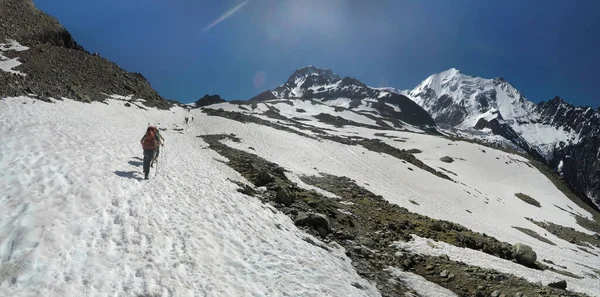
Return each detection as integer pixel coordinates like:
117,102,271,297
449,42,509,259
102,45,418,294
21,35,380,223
0,97,379,297
199,100,600,295
2,96,600,296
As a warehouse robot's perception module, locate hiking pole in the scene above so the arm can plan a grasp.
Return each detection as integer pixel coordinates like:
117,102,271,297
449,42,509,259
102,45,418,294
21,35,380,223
155,151,160,177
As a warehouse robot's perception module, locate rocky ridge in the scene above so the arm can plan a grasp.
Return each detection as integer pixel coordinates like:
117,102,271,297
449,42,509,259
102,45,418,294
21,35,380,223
0,0,170,108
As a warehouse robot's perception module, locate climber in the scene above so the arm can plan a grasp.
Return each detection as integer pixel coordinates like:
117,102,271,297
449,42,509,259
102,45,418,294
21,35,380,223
140,126,159,180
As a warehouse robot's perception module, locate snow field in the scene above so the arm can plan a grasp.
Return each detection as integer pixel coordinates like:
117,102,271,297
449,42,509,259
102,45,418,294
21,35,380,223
0,97,380,297
188,108,600,294
0,40,29,75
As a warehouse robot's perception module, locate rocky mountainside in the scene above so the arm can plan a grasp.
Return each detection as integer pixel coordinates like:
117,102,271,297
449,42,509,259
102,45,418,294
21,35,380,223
536,97,600,208
0,0,169,108
403,68,600,208
252,66,436,128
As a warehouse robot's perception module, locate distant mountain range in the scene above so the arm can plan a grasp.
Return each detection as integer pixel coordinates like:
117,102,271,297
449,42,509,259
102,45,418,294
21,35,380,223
402,68,600,209
235,65,600,208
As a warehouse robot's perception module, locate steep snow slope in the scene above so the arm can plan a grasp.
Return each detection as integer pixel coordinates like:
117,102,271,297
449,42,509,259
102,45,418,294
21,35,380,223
196,105,600,295
3,95,600,296
0,97,380,297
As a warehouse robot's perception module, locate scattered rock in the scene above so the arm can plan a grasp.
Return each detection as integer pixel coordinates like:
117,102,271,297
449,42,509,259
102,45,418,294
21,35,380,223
548,280,567,290
440,270,449,278
491,290,500,297
351,282,365,290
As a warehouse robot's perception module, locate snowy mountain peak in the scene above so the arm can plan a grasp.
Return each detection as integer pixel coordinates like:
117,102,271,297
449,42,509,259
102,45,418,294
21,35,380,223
405,69,600,207
286,66,340,84
494,76,506,84
258,66,437,127
408,68,536,128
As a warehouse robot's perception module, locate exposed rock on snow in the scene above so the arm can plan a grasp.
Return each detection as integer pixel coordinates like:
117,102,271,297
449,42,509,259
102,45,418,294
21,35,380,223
440,156,454,163
198,130,595,296
548,280,568,289
275,186,295,206
511,243,538,267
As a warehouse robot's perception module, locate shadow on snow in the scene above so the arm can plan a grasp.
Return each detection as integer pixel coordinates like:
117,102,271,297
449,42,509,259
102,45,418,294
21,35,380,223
114,170,144,181
128,160,143,167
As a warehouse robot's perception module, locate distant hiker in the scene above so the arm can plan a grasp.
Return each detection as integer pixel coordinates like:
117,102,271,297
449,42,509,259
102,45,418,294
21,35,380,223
191,116,194,122
185,117,189,124
140,126,159,180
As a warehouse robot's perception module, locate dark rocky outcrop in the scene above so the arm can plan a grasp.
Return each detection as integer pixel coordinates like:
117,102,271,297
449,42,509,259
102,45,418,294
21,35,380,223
194,94,225,107
548,280,567,290
0,0,170,109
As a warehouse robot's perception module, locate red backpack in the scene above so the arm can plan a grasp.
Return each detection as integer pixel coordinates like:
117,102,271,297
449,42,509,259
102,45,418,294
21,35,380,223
142,126,158,149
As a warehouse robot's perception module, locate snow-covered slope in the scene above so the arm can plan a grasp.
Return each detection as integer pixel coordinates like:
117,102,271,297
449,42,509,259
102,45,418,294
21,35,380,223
404,68,599,207
2,95,600,296
198,101,600,295
0,96,380,297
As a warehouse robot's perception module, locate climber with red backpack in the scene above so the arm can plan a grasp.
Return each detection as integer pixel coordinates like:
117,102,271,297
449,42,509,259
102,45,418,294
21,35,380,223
140,125,161,180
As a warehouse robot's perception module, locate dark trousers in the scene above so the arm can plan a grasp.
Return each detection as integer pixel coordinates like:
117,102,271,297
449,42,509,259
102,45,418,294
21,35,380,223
143,149,155,176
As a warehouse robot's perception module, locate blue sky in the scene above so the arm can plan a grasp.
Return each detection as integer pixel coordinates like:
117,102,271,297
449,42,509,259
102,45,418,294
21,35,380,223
34,0,600,107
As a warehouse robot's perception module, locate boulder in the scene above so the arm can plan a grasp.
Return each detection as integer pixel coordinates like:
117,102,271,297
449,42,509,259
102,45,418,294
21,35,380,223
255,170,275,187
511,243,537,267
275,186,294,206
294,212,331,236
548,280,567,290
440,156,454,163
